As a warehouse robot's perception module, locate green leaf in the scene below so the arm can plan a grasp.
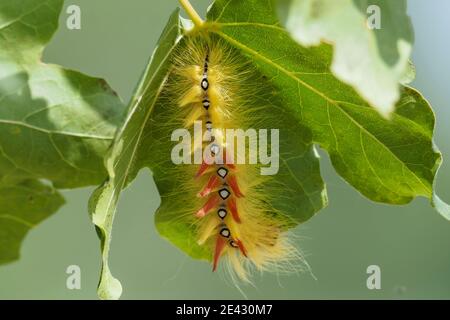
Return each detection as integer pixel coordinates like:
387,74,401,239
152,46,327,260
0,0,124,189
206,0,449,217
88,9,183,300
88,0,448,299
0,180,64,264
433,194,450,221
0,0,125,265
88,4,328,298
282,0,414,117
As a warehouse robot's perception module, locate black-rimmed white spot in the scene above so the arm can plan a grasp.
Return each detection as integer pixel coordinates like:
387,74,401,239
210,144,220,155
217,208,227,219
206,121,212,131
202,99,210,110
220,228,230,238
219,188,230,200
217,167,228,179
229,240,239,248
201,77,209,90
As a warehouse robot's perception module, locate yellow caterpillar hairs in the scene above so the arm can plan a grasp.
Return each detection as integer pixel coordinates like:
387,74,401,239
147,33,325,282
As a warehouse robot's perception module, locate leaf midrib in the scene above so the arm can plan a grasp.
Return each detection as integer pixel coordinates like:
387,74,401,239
0,1,48,31
0,214,34,228
0,119,113,140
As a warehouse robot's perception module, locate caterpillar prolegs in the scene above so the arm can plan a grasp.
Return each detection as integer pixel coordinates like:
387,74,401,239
150,34,323,281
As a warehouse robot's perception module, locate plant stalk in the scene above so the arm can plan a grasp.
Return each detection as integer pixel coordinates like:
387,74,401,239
179,0,204,27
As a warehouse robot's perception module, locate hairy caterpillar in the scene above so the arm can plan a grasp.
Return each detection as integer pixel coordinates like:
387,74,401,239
147,33,324,282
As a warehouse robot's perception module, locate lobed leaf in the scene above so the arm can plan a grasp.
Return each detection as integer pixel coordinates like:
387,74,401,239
207,0,448,217
88,0,449,299
88,4,328,298
0,0,125,264
283,0,415,117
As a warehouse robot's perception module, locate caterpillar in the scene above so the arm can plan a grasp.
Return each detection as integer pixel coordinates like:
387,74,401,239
148,33,324,282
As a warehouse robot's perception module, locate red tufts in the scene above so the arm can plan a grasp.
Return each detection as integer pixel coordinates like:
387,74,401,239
213,236,226,272
198,175,220,197
236,239,248,257
228,198,241,223
195,160,210,178
196,195,220,218
228,175,244,198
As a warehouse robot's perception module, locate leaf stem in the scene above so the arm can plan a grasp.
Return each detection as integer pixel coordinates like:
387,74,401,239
179,0,204,27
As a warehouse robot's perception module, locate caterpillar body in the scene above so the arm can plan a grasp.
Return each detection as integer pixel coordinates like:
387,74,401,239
149,34,325,281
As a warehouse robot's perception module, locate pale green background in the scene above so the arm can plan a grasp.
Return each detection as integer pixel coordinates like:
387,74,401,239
0,0,449,299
